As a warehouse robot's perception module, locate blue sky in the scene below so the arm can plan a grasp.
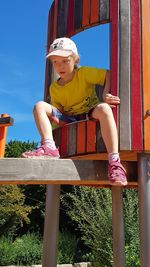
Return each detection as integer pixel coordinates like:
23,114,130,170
0,0,109,143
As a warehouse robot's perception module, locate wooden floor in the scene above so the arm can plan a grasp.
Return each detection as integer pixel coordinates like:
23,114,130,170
0,158,138,187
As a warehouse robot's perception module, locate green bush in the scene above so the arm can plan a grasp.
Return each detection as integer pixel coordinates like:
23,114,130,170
0,231,78,266
12,233,42,265
61,186,113,267
57,231,78,264
0,233,42,265
0,236,15,265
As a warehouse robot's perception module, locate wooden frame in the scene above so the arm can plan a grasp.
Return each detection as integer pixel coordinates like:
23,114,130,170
44,0,146,156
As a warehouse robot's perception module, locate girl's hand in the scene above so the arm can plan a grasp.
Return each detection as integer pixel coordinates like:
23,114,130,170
104,93,120,108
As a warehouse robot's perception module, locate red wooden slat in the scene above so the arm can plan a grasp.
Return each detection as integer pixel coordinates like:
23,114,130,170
82,0,90,28
47,3,54,50
110,0,119,125
77,121,86,154
60,126,68,157
53,0,58,40
44,4,54,102
131,0,143,150
90,0,99,25
67,0,75,36
86,121,96,152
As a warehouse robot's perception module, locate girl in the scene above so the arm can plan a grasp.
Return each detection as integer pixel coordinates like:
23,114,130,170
22,37,127,186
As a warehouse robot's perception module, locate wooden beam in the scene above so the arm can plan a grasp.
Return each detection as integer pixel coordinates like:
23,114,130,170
119,0,131,150
0,158,137,186
0,116,14,127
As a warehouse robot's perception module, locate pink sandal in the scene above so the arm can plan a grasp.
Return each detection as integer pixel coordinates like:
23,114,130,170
108,161,127,186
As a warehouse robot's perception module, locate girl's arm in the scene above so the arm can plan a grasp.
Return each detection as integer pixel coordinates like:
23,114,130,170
102,70,120,107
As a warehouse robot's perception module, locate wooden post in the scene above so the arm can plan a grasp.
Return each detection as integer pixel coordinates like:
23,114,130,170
42,185,61,267
112,187,125,267
138,153,150,266
0,114,9,158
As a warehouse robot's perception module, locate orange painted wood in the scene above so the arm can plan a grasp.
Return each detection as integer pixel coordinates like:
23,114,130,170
0,114,8,158
77,121,86,154
131,0,143,150
110,0,119,125
86,121,96,152
53,0,58,40
90,0,99,25
82,0,90,28
141,0,150,150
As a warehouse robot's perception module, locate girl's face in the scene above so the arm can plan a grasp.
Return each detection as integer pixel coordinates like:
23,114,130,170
51,55,76,80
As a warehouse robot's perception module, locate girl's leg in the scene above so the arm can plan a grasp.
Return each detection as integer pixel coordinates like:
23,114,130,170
22,101,59,158
91,103,127,186
91,103,118,154
33,101,54,141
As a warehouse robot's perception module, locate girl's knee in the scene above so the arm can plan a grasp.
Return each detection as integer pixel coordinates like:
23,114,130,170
92,103,112,119
97,103,112,114
33,101,52,114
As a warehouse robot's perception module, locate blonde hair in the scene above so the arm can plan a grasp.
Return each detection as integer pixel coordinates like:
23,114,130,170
72,54,80,69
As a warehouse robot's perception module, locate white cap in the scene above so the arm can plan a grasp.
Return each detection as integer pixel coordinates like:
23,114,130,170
46,37,79,58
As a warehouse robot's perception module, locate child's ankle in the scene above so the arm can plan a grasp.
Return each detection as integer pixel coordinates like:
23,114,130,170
108,152,120,163
42,139,56,150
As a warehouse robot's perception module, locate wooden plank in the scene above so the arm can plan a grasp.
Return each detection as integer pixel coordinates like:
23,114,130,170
46,10,52,54
68,123,77,156
77,121,86,154
141,0,150,150
82,0,90,28
67,0,75,36
131,0,143,150
0,127,8,158
44,60,53,102
44,4,54,102
96,121,106,153
119,0,131,150
110,0,119,125
86,120,96,153
74,0,83,33
53,0,58,40
53,127,61,149
71,151,138,162
0,158,138,186
90,0,99,25
56,0,69,38
60,125,68,157
99,0,110,22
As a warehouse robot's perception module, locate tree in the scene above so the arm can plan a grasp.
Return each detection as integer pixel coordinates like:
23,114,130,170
61,186,140,267
5,140,37,158
0,185,33,237
4,140,46,236
61,186,113,267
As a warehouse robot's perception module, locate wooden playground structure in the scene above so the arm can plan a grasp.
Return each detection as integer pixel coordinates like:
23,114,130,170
0,0,150,266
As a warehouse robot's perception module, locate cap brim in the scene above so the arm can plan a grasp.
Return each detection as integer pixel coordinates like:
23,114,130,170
46,49,72,58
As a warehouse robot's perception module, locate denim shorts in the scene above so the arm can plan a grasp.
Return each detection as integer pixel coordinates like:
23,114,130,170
52,107,95,123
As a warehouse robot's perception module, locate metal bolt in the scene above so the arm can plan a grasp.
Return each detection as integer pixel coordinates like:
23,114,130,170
146,110,150,116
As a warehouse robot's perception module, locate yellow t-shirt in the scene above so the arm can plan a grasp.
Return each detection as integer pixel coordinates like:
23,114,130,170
49,66,106,115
